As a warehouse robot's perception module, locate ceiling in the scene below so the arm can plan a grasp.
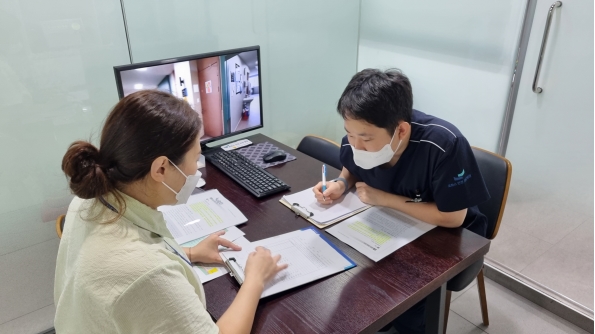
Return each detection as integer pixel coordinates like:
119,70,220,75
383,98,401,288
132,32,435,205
120,63,174,96
238,50,258,73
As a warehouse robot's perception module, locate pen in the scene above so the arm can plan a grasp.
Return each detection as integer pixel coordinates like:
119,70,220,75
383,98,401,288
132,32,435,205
322,164,327,201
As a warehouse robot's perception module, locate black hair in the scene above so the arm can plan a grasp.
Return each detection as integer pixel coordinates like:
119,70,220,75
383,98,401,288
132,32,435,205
337,68,413,134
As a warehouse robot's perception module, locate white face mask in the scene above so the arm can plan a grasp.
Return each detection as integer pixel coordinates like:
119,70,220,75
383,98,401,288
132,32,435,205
346,130,402,170
162,159,202,205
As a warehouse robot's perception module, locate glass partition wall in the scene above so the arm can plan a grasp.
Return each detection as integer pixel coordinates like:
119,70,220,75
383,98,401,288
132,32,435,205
358,0,526,152
122,0,359,147
497,0,593,315
0,0,359,331
0,0,131,331
359,0,593,321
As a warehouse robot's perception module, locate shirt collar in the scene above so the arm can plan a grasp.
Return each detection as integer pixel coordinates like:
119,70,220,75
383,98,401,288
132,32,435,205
105,191,173,239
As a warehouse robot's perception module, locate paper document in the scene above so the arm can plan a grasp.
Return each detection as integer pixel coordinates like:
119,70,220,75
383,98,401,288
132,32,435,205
280,187,370,225
180,226,245,248
159,190,247,244
220,228,356,298
180,226,245,283
192,263,228,283
327,207,436,262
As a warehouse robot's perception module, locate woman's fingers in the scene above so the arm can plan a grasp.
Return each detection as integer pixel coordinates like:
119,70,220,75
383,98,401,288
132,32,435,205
218,238,242,251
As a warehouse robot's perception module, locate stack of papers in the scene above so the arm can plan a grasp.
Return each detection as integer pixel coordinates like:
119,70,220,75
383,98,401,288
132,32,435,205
327,207,436,262
220,227,356,298
158,189,247,244
160,189,435,286
159,190,248,283
279,187,371,228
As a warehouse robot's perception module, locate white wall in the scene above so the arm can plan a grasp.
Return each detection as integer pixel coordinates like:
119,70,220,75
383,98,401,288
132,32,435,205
173,61,196,110
168,72,176,97
189,60,205,138
249,74,259,93
226,55,249,131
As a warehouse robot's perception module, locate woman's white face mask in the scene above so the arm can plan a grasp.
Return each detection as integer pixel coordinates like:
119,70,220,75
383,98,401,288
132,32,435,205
345,130,402,170
162,159,202,205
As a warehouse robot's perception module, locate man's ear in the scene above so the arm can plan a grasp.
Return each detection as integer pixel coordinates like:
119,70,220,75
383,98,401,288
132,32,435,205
397,121,411,140
149,156,169,183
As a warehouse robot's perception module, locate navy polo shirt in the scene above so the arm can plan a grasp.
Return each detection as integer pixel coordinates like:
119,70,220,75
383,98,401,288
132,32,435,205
340,109,490,237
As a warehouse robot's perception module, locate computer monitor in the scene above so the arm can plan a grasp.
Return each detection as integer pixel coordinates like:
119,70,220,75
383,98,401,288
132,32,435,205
113,46,263,146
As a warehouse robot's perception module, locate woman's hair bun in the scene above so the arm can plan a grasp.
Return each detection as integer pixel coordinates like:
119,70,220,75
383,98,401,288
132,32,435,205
61,141,112,199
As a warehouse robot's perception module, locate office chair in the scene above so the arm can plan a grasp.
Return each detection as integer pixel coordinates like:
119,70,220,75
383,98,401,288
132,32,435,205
296,135,342,171
56,214,66,239
443,147,512,332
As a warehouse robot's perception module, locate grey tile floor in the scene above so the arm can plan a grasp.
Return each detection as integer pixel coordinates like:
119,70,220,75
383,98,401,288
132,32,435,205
379,278,588,334
0,237,57,334
487,182,594,311
0,238,58,327
0,305,54,334
448,278,588,334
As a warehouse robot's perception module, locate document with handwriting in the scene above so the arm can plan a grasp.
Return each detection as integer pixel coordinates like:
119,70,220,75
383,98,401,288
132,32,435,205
280,187,370,225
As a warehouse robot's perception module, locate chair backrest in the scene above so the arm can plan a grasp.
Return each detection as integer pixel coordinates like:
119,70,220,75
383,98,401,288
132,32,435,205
296,135,342,171
472,147,512,240
56,214,66,239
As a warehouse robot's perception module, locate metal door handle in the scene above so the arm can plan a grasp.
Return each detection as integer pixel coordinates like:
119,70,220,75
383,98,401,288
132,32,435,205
532,1,562,93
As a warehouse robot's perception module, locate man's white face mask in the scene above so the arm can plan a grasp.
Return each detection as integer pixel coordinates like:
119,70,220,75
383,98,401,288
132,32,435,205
345,129,402,170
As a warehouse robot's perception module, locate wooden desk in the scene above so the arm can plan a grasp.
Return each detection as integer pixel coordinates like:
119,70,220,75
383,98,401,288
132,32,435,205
201,134,490,334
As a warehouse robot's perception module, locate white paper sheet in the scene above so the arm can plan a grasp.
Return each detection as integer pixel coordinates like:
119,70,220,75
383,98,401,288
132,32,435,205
192,264,228,283
220,228,355,298
159,189,247,244
179,226,245,283
327,207,436,262
180,226,245,248
281,188,370,224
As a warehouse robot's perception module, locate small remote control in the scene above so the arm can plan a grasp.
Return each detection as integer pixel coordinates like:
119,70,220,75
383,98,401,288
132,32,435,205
221,139,253,151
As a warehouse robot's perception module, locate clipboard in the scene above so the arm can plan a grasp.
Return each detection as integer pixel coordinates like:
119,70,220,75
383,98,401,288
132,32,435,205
219,227,356,298
224,257,245,285
279,197,371,229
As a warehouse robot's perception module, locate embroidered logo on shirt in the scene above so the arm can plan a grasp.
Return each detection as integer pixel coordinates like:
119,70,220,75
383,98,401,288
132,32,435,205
449,169,471,187
453,169,465,181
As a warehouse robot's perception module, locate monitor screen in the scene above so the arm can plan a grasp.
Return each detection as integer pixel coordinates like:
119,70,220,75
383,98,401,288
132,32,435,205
113,46,263,144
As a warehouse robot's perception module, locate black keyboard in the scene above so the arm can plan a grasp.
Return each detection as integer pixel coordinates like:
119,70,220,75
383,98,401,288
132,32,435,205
205,150,290,197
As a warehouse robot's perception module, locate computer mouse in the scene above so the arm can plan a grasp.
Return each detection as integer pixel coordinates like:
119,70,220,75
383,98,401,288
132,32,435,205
263,150,287,163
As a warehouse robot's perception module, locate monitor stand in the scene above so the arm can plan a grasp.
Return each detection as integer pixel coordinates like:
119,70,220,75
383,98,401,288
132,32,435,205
200,142,213,153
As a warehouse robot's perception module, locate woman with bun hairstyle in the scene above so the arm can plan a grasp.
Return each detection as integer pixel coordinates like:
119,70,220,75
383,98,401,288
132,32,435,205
55,90,286,333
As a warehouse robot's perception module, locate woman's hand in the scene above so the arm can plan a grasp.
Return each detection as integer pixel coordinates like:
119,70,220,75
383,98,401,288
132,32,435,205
355,182,387,206
313,180,344,205
216,247,288,334
189,231,242,264
244,247,288,285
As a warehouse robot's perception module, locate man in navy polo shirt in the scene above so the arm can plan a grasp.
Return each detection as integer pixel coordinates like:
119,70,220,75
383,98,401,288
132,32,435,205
313,68,490,333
